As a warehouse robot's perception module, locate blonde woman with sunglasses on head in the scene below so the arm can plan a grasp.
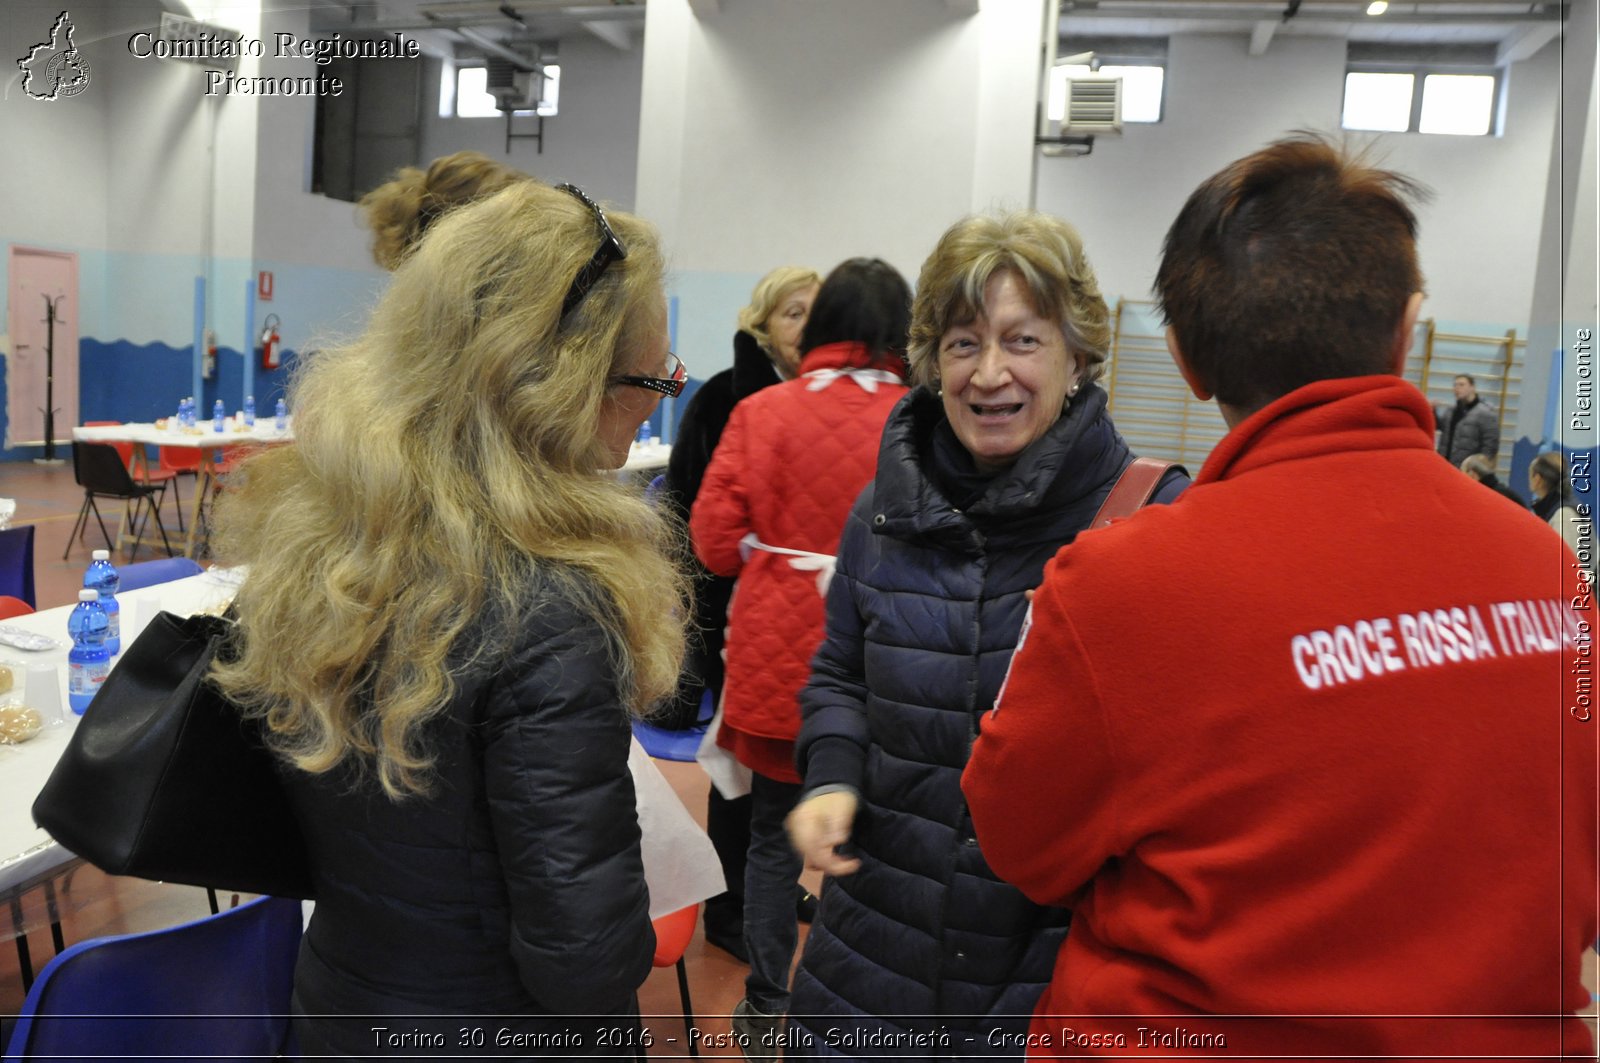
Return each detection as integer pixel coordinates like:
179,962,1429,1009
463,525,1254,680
210,180,687,1054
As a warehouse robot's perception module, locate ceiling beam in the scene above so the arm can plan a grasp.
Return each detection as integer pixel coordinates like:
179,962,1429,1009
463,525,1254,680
1060,4,1563,24
1497,22,1561,64
446,23,540,69
1248,19,1275,55
581,18,631,50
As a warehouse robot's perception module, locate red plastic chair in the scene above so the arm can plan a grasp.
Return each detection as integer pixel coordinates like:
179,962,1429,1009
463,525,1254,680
0,595,33,620
85,421,181,531
648,904,700,1058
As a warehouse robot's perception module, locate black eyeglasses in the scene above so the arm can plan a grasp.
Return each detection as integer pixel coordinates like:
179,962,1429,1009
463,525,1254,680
556,183,627,321
614,351,687,398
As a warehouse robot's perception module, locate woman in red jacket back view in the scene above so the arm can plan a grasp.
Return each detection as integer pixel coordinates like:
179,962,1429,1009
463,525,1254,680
691,257,912,1055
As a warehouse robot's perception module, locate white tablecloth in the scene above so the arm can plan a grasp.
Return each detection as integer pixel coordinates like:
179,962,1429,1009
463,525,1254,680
0,569,719,919
72,420,294,448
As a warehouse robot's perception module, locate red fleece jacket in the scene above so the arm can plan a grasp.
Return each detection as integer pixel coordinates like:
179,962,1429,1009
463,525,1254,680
963,376,1598,1060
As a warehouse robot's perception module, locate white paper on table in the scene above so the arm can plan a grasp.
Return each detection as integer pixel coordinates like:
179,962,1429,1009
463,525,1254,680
629,737,725,919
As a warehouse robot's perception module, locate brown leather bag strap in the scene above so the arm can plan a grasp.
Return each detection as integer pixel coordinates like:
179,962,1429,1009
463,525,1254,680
1088,457,1178,530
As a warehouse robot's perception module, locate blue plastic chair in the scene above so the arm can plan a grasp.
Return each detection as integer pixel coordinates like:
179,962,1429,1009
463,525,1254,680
117,556,204,592
0,524,36,608
2,895,303,1062
632,690,715,762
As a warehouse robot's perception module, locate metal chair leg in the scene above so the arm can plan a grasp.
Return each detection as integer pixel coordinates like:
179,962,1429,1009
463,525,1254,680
676,957,696,1057
43,879,65,955
10,893,33,992
63,496,93,560
168,475,185,533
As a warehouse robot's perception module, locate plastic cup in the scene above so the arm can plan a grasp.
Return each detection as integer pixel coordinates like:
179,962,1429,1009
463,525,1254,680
24,664,65,728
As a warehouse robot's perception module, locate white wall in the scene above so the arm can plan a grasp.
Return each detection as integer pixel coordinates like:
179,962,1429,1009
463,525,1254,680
1,0,116,335
1522,5,1598,449
638,0,1047,374
1035,32,1559,333
420,35,646,211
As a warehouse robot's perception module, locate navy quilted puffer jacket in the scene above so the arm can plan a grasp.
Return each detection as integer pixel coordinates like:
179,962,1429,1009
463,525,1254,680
790,385,1186,1059
282,568,654,1056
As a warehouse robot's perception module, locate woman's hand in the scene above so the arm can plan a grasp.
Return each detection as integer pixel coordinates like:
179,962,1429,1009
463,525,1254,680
787,791,862,877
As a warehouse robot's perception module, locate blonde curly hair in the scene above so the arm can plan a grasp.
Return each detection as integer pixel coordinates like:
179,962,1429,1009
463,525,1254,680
212,180,687,798
907,211,1110,389
359,151,527,271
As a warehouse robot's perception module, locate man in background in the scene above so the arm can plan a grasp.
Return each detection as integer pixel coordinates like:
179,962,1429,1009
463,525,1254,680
963,134,1596,1060
1436,372,1499,466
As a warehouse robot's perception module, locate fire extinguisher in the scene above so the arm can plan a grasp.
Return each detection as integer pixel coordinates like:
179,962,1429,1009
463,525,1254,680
202,329,218,381
260,314,282,370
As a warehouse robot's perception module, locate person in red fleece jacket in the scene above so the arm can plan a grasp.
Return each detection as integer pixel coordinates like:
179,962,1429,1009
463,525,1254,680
962,134,1598,1060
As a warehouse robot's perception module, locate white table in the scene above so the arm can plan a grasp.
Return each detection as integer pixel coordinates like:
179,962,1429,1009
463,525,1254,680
0,571,236,986
72,422,294,559
0,573,236,898
622,441,671,474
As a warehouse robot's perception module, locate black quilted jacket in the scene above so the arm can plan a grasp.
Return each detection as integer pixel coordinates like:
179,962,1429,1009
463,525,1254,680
790,385,1186,1059
282,569,654,1056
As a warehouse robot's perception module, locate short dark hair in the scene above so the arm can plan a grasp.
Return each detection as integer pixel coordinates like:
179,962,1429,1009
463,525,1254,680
800,257,912,371
1455,373,1476,386
1532,451,1570,499
1155,133,1429,411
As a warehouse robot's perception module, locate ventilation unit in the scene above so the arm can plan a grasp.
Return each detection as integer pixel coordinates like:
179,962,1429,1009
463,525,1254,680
1058,75,1123,135
485,53,544,112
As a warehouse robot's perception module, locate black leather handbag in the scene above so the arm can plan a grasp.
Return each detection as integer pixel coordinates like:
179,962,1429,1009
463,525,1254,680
32,611,315,899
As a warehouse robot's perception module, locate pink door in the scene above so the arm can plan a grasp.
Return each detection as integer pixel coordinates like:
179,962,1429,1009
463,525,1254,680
8,246,80,448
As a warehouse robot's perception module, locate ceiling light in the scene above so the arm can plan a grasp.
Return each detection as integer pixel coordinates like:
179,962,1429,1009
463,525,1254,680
1366,1,1388,14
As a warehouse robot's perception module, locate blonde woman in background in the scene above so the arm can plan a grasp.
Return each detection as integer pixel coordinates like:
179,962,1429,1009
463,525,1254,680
658,266,821,960
211,180,687,1054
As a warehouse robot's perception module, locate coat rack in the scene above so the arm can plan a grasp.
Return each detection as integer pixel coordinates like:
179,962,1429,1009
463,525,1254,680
34,294,65,465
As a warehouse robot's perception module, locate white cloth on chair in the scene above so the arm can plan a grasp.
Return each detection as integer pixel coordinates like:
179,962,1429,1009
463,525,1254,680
631,737,725,918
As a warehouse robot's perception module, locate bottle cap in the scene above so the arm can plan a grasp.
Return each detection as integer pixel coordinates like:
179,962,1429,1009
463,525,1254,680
91,549,110,561
79,589,99,602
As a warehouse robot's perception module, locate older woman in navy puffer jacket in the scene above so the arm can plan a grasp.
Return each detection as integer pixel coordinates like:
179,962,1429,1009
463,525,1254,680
786,212,1187,1060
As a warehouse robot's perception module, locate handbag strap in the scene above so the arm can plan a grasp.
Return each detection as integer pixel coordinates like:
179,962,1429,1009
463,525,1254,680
1088,457,1178,530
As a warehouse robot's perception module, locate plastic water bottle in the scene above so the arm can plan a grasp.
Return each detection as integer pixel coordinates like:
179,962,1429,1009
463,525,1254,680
213,399,226,433
66,590,111,715
175,397,187,427
636,419,651,449
274,397,288,432
243,394,256,427
84,549,121,656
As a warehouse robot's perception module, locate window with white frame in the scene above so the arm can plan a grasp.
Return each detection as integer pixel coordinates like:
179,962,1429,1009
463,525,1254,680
441,61,559,118
1341,44,1498,137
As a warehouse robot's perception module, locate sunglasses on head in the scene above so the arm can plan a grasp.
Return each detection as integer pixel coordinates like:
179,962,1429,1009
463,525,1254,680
556,183,627,321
